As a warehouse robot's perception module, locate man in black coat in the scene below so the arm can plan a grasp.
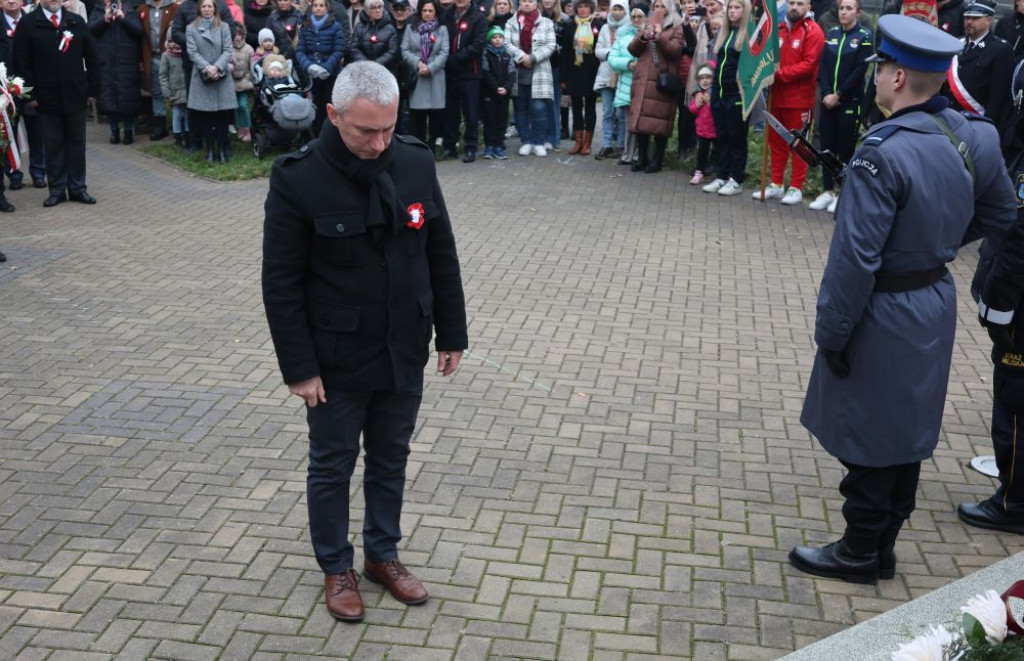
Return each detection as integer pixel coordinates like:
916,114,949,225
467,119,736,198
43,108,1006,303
944,2,1014,138
14,0,98,207
0,0,44,195
267,0,301,58
262,61,467,623
995,0,1024,61
939,0,968,36
439,0,486,162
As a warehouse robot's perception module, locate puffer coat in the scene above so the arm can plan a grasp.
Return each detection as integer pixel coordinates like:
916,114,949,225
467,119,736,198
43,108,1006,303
348,9,399,73
88,4,144,117
296,14,345,75
627,22,685,136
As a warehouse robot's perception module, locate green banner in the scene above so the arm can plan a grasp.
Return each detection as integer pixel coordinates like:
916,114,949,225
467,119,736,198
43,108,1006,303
737,0,780,120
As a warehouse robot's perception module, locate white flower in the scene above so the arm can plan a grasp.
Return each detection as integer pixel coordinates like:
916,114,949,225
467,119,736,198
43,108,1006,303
891,626,957,661
961,589,1008,644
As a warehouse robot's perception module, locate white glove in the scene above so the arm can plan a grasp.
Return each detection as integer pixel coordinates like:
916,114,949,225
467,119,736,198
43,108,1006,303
317,66,331,79
307,64,328,79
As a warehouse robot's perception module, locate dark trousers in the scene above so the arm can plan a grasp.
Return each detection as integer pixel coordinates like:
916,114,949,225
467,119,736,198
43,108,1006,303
695,135,718,173
193,110,230,152
39,109,87,196
5,107,45,186
107,113,136,133
442,77,480,152
481,94,509,148
570,92,597,132
838,460,920,555
306,390,422,573
711,94,748,184
818,99,860,191
988,368,1024,515
677,94,697,150
410,108,443,148
311,76,337,136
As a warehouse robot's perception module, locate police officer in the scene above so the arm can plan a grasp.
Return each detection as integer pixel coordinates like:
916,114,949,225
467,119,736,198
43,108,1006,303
790,14,1017,584
262,61,468,622
958,66,1024,534
944,0,1014,134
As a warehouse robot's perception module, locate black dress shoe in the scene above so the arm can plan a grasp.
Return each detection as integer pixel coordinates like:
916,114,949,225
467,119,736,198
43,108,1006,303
122,130,134,145
32,178,46,189
630,159,648,173
68,192,96,205
958,500,1024,534
8,180,23,190
0,249,6,262
0,197,15,212
594,147,614,160
43,193,66,207
462,149,476,163
789,539,880,584
437,149,458,161
110,128,121,144
150,125,169,141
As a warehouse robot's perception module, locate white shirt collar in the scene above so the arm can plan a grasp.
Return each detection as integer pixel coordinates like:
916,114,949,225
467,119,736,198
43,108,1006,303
42,7,61,23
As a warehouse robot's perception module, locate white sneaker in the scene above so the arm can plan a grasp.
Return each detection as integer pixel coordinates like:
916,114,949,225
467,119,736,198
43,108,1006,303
718,178,743,196
702,178,726,193
809,191,836,211
543,142,553,150
781,187,803,205
506,126,519,138
518,143,532,156
751,183,784,201
827,196,838,214
533,144,547,157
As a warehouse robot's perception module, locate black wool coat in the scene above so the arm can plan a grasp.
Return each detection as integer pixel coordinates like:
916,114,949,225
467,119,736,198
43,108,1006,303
262,127,468,393
13,9,98,114
88,4,144,117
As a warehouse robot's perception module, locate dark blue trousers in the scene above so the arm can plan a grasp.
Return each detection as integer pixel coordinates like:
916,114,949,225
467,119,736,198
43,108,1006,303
988,368,1024,515
306,390,422,574
442,77,480,153
839,460,920,554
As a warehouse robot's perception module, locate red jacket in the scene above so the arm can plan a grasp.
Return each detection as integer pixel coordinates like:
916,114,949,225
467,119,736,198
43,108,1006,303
770,15,824,110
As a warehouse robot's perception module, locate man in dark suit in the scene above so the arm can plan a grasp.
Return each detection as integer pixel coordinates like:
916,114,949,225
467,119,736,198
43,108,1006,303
262,61,467,623
0,0,44,195
944,1,1014,134
13,0,98,207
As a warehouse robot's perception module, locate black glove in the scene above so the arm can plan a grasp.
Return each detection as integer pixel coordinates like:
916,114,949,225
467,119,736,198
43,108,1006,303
821,349,850,379
986,322,1016,353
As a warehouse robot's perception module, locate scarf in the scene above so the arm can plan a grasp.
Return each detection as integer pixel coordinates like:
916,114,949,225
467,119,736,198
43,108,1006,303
486,42,506,55
310,12,328,29
517,9,538,53
606,11,628,44
573,15,594,65
417,18,437,63
318,122,403,241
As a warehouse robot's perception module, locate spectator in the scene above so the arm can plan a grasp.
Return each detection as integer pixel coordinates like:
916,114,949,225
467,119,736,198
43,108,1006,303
810,0,870,213
231,23,254,141
90,0,144,145
593,0,627,159
138,0,178,141
15,0,99,207
61,0,87,19
938,0,966,35
439,0,487,161
269,0,302,57
995,0,1024,60
674,0,697,159
349,0,400,74
244,0,273,48
327,0,352,53
186,0,236,163
702,0,748,195
540,0,570,146
403,0,449,148
682,0,720,157
687,64,716,184
563,0,602,155
296,0,345,133
607,1,642,165
0,0,46,191
753,0,823,205
225,0,244,22
488,0,513,28
481,25,514,157
944,1,1014,137
391,0,414,133
159,37,190,148
626,0,690,173
171,0,235,150
506,0,555,155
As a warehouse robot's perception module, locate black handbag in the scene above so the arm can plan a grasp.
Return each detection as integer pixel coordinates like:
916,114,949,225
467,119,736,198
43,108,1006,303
650,41,681,96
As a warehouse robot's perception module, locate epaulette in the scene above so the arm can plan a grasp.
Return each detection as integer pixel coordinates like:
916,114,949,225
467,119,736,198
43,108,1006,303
394,133,431,151
862,124,901,146
961,111,995,125
277,143,313,165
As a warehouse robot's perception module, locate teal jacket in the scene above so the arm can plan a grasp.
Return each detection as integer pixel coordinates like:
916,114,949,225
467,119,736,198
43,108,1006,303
607,24,637,109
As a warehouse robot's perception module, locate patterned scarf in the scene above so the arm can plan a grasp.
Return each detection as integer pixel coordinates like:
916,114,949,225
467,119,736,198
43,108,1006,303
417,19,438,63
517,9,538,53
573,15,594,65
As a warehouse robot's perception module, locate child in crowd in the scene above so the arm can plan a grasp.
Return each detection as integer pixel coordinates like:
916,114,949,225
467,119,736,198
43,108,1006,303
481,26,515,160
252,28,280,67
158,39,190,149
608,2,643,165
231,25,255,142
262,54,294,86
687,65,717,185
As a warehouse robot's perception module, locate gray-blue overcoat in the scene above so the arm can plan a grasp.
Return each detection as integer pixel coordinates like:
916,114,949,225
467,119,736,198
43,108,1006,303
801,101,1017,467
401,23,448,111
186,18,236,112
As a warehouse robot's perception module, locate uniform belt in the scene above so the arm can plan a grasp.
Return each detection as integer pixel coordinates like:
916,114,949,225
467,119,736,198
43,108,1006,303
873,266,948,292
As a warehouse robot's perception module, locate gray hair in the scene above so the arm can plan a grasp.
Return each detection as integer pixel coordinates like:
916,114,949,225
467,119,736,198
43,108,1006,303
365,0,385,9
331,61,399,113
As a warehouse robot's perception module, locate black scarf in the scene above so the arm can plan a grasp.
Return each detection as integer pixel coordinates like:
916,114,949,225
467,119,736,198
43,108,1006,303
318,121,403,241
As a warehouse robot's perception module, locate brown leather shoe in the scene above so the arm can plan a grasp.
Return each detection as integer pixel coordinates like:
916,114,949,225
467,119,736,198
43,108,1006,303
364,558,429,605
324,569,364,622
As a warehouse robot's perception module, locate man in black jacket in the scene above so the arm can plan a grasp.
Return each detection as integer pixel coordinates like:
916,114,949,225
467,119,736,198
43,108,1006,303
939,0,968,36
262,61,467,623
268,0,301,58
0,0,44,195
439,0,486,162
944,2,1014,137
14,0,98,207
995,0,1024,61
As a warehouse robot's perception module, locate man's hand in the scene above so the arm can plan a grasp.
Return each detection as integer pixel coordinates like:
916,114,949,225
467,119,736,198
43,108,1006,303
437,350,463,377
821,349,850,379
289,376,326,407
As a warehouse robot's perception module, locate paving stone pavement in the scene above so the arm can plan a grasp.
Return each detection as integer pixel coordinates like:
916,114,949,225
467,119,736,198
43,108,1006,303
0,125,1022,661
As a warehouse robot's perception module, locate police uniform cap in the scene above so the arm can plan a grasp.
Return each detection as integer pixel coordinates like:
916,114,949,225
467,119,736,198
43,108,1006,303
866,14,963,73
963,0,995,16
392,0,411,7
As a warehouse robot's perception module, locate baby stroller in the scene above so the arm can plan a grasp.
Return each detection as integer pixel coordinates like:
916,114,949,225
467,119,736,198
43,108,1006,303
250,56,316,159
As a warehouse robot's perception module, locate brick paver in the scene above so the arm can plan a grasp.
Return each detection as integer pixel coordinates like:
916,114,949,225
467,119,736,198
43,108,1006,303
0,126,1021,660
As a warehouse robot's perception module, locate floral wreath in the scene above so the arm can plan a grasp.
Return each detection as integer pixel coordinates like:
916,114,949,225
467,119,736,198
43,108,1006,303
0,62,30,172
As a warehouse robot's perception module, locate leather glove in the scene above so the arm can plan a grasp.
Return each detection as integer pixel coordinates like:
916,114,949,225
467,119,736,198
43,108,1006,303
821,349,850,379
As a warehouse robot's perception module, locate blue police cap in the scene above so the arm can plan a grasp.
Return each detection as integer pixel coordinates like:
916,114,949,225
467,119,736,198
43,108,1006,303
866,14,963,73
963,1,996,16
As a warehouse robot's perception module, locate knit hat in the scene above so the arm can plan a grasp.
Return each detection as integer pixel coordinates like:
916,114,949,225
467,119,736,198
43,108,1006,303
631,1,649,14
487,25,504,41
258,28,275,44
610,0,627,10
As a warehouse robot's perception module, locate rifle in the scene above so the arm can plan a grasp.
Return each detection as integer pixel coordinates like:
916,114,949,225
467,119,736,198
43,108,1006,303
764,111,846,184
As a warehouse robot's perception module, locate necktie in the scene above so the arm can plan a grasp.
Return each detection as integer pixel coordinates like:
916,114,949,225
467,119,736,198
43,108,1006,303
964,40,974,54
50,14,59,28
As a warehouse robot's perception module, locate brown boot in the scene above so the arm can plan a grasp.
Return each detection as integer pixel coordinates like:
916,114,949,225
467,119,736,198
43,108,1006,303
364,558,429,605
324,569,364,622
581,130,594,156
568,130,583,155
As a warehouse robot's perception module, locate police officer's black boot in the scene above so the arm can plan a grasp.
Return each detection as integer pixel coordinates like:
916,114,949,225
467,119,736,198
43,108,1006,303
788,537,880,584
877,525,901,580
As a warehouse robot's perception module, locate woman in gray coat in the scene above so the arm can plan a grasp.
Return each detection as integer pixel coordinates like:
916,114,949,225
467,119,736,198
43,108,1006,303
186,0,236,163
401,0,448,150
